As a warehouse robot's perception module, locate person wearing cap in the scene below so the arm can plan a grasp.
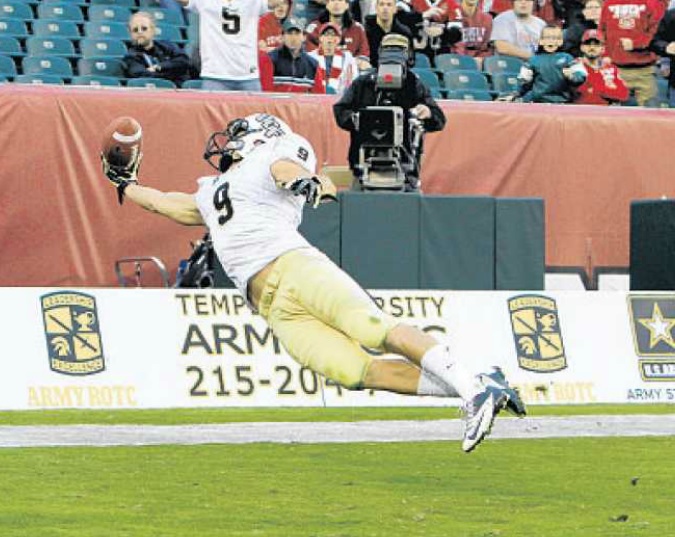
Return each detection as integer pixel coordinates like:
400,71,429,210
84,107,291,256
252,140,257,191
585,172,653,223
364,0,413,66
491,0,547,60
305,0,372,70
512,24,587,102
650,7,675,107
574,29,629,104
333,32,446,191
268,18,323,92
442,0,494,68
599,0,663,106
309,22,360,93
260,0,293,53
176,0,278,91
562,0,601,58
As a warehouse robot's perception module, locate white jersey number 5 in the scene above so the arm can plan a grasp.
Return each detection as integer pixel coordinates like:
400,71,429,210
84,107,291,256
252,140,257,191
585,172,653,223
221,8,240,35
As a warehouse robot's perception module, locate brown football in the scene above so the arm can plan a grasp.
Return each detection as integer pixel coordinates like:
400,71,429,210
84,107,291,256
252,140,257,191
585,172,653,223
101,116,143,168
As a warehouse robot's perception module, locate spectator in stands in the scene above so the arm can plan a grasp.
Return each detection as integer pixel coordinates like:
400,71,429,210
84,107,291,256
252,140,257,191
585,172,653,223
404,0,462,58
305,0,372,70
599,0,663,105
123,11,190,87
260,0,293,53
512,24,587,101
491,0,547,60
333,33,446,191
650,7,675,106
176,0,276,91
269,18,323,92
295,0,329,25
489,0,561,24
351,0,377,21
309,22,360,92
562,0,601,57
574,28,630,103
444,0,494,67
365,0,413,66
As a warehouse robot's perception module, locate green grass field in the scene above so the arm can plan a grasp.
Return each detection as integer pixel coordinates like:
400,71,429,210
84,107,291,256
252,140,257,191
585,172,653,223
1,405,673,536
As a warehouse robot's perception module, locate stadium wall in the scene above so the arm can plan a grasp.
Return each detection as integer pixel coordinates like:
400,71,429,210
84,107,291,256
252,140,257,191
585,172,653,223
1,85,674,286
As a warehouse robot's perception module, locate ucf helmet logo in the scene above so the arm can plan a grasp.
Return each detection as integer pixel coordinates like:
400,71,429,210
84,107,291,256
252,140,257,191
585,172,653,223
41,291,105,376
508,294,567,373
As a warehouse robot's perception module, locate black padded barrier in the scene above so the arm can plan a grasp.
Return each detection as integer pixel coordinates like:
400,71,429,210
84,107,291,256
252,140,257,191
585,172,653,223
630,200,675,290
420,196,495,289
495,198,545,290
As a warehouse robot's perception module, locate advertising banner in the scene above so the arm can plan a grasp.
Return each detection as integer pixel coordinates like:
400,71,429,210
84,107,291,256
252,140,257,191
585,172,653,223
1,288,674,410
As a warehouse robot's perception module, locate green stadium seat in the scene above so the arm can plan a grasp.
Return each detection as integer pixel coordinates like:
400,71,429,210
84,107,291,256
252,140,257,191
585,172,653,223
126,77,176,89
0,53,17,78
42,0,87,6
443,70,490,92
87,5,132,24
26,36,77,58
89,0,136,7
0,18,28,39
414,52,431,69
77,56,124,77
154,23,185,44
146,7,185,28
79,37,126,58
411,67,441,92
32,20,80,40
0,35,24,58
491,72,520,95
14,72,64,84
36,3,84,22
483,55,524,77
71,74,121,86
447,88,493,101
181,78,203,89
22,54,73,77
0,1,34,21
435,53,479,72
84,21,129,41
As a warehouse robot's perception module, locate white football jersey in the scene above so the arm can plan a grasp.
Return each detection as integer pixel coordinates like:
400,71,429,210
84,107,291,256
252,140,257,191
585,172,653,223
186,0,267,80
195,132,318,298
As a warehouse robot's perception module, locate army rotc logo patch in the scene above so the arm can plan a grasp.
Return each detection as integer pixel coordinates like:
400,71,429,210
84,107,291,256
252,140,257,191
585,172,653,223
508,294,567,373
627,295,675,381
41,291,105,376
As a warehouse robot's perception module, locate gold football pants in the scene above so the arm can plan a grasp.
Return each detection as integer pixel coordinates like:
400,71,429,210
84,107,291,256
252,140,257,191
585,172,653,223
257,248,398,388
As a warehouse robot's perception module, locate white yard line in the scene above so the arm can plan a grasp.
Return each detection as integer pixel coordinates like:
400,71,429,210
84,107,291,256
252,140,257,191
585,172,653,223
0,415,674,448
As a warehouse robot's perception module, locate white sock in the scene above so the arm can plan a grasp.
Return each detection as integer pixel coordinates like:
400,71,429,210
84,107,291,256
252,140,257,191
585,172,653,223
420,344,482,400
417,369,459,397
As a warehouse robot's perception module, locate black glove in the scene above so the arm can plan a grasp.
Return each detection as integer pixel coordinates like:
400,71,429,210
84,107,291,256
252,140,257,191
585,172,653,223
100,153,141,205
285,176,322,208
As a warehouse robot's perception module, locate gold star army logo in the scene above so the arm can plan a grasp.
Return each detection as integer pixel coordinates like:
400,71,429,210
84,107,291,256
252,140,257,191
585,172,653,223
41,291,106,376
508,294,567,373
627,295,675,381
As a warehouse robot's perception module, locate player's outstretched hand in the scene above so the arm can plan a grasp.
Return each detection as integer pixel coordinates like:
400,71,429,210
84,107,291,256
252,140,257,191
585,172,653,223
285,176,337,209
100,152,141,205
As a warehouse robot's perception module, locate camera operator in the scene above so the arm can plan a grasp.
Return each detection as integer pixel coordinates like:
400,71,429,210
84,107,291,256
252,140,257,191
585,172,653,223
333,33,446,192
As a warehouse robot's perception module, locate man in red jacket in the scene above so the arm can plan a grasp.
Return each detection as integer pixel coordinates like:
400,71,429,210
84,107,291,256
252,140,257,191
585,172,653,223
599,0,664,105
574,29,630,104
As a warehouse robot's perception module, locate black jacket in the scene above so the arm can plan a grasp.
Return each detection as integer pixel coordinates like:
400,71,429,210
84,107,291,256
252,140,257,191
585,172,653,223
364,15,413,67
651,8,675,89
123,40,190,86
333,69,446,171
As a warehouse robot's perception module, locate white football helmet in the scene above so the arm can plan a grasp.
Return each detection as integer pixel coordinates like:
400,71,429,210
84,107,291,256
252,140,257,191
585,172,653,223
204,113,292,172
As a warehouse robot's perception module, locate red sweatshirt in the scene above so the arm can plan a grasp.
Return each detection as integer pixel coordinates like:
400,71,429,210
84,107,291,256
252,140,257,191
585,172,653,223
574,57,630,104
599,0,664,66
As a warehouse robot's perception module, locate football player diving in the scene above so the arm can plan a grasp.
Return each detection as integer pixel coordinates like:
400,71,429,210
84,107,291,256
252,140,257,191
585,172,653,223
100,113,526,452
